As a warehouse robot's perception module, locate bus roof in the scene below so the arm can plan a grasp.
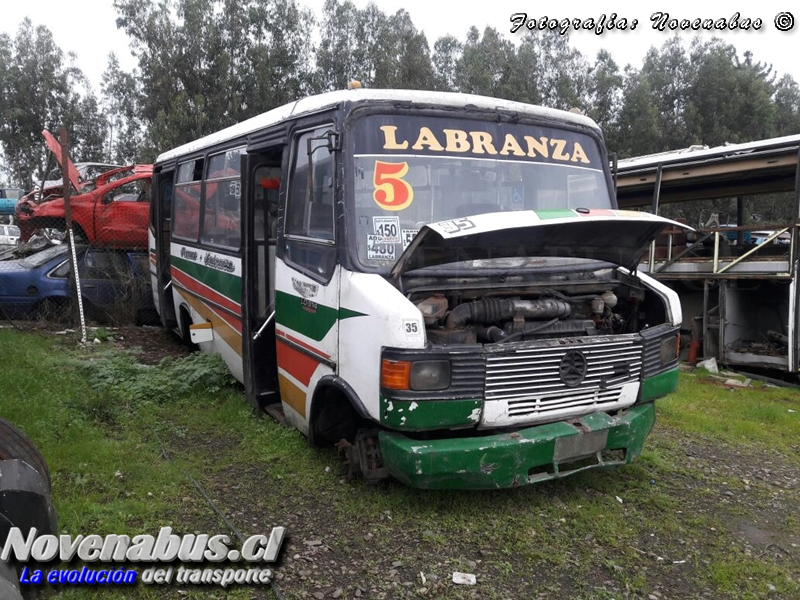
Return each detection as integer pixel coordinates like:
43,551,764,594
156,88,601,164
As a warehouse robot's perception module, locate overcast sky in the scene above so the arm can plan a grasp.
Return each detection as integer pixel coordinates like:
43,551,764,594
2,1,798,91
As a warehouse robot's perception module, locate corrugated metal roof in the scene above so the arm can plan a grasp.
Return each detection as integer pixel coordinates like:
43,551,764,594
617,134,800,172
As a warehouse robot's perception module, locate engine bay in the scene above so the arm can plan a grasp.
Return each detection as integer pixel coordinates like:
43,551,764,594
403,265,666,346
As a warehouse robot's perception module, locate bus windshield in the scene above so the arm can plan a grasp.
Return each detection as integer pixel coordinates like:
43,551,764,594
351,114,612,271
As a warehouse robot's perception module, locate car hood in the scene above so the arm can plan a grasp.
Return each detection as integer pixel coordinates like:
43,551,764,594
389,209,694,278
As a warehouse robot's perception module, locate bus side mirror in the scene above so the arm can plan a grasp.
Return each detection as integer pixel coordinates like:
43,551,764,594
306,130,340,157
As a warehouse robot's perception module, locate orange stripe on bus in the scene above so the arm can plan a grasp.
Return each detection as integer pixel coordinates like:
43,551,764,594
278,374,306,418
276,337,320,387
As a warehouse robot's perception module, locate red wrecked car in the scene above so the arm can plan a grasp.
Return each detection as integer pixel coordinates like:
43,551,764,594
16,131,153,249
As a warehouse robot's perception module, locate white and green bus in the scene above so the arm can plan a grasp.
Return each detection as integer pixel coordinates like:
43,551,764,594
149,88,688,489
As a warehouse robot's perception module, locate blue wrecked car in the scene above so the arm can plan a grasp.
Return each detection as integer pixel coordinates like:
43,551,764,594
0,243,157,324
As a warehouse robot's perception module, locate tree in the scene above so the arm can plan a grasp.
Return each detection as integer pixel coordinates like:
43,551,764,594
637,36,692,151
372,9,434,90
0,19,103,189
587,50,623,143
510,33,542,105
101,53,148,163
454,26,517,99
113,0,315,152
613,67,663,158
773,74,800,136
520,30,589,110
685,40,776,146
315,1,434,91
315,0,391,91
431,35,461,92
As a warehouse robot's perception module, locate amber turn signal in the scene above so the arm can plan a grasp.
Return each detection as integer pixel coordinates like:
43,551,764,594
381,359,411,390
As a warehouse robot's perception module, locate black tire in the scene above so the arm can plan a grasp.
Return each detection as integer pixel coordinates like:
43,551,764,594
0,419,52,493
179,307,199,351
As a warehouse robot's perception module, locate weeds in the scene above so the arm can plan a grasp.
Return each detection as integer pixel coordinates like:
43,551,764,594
80,350,237,406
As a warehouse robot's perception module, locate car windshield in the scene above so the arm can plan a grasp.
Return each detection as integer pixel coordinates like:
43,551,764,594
350,114,611,271
18,245,69,269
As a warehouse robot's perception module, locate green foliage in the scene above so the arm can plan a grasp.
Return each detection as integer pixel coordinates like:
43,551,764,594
81,350,237,406
454,26,518,99
0,19,107,188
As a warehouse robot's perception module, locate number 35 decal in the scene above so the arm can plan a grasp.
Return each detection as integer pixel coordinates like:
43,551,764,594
403,319,421,336
373,161,414,211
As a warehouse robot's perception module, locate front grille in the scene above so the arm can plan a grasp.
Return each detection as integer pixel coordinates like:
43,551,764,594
481,336,643,425
449,353,487,398
485,336,642,404
506,386,628,419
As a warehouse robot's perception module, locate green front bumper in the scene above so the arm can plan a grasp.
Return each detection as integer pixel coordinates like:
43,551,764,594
379,402,657,490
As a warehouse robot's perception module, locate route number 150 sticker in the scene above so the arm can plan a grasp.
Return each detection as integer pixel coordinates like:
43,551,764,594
373,161,414,211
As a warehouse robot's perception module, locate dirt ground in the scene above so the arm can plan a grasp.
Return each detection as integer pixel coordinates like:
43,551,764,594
110,324,192,364
2,321,192,364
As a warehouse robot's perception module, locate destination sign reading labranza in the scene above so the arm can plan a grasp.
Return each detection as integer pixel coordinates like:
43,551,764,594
354,115,602,167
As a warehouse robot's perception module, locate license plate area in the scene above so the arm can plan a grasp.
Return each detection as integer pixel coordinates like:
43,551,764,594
553,429,608,463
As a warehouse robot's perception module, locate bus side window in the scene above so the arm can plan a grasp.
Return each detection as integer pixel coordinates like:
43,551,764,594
201,148,243,249
173,159,203,241
283,127,337,282
286,128,335,241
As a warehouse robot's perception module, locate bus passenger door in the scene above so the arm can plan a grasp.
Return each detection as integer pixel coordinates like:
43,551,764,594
152,169,176,328
241,149,283,411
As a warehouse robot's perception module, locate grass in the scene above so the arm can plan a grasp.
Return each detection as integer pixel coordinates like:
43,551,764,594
657,369,800,453
0,328,799,599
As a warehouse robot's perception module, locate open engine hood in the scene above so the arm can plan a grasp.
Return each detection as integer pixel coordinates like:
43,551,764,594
389,209,693,278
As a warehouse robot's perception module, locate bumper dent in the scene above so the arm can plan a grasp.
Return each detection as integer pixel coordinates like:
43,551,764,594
379,403,656,489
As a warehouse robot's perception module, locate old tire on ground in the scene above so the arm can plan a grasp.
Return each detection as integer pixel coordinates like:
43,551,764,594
0,419,52,493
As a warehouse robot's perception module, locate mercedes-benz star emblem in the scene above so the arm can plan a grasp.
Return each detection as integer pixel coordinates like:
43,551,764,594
559,350,587,387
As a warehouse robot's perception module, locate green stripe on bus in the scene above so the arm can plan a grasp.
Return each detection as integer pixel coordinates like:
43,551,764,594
172,255,242,304
275,290,365,342
535,209,575,219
